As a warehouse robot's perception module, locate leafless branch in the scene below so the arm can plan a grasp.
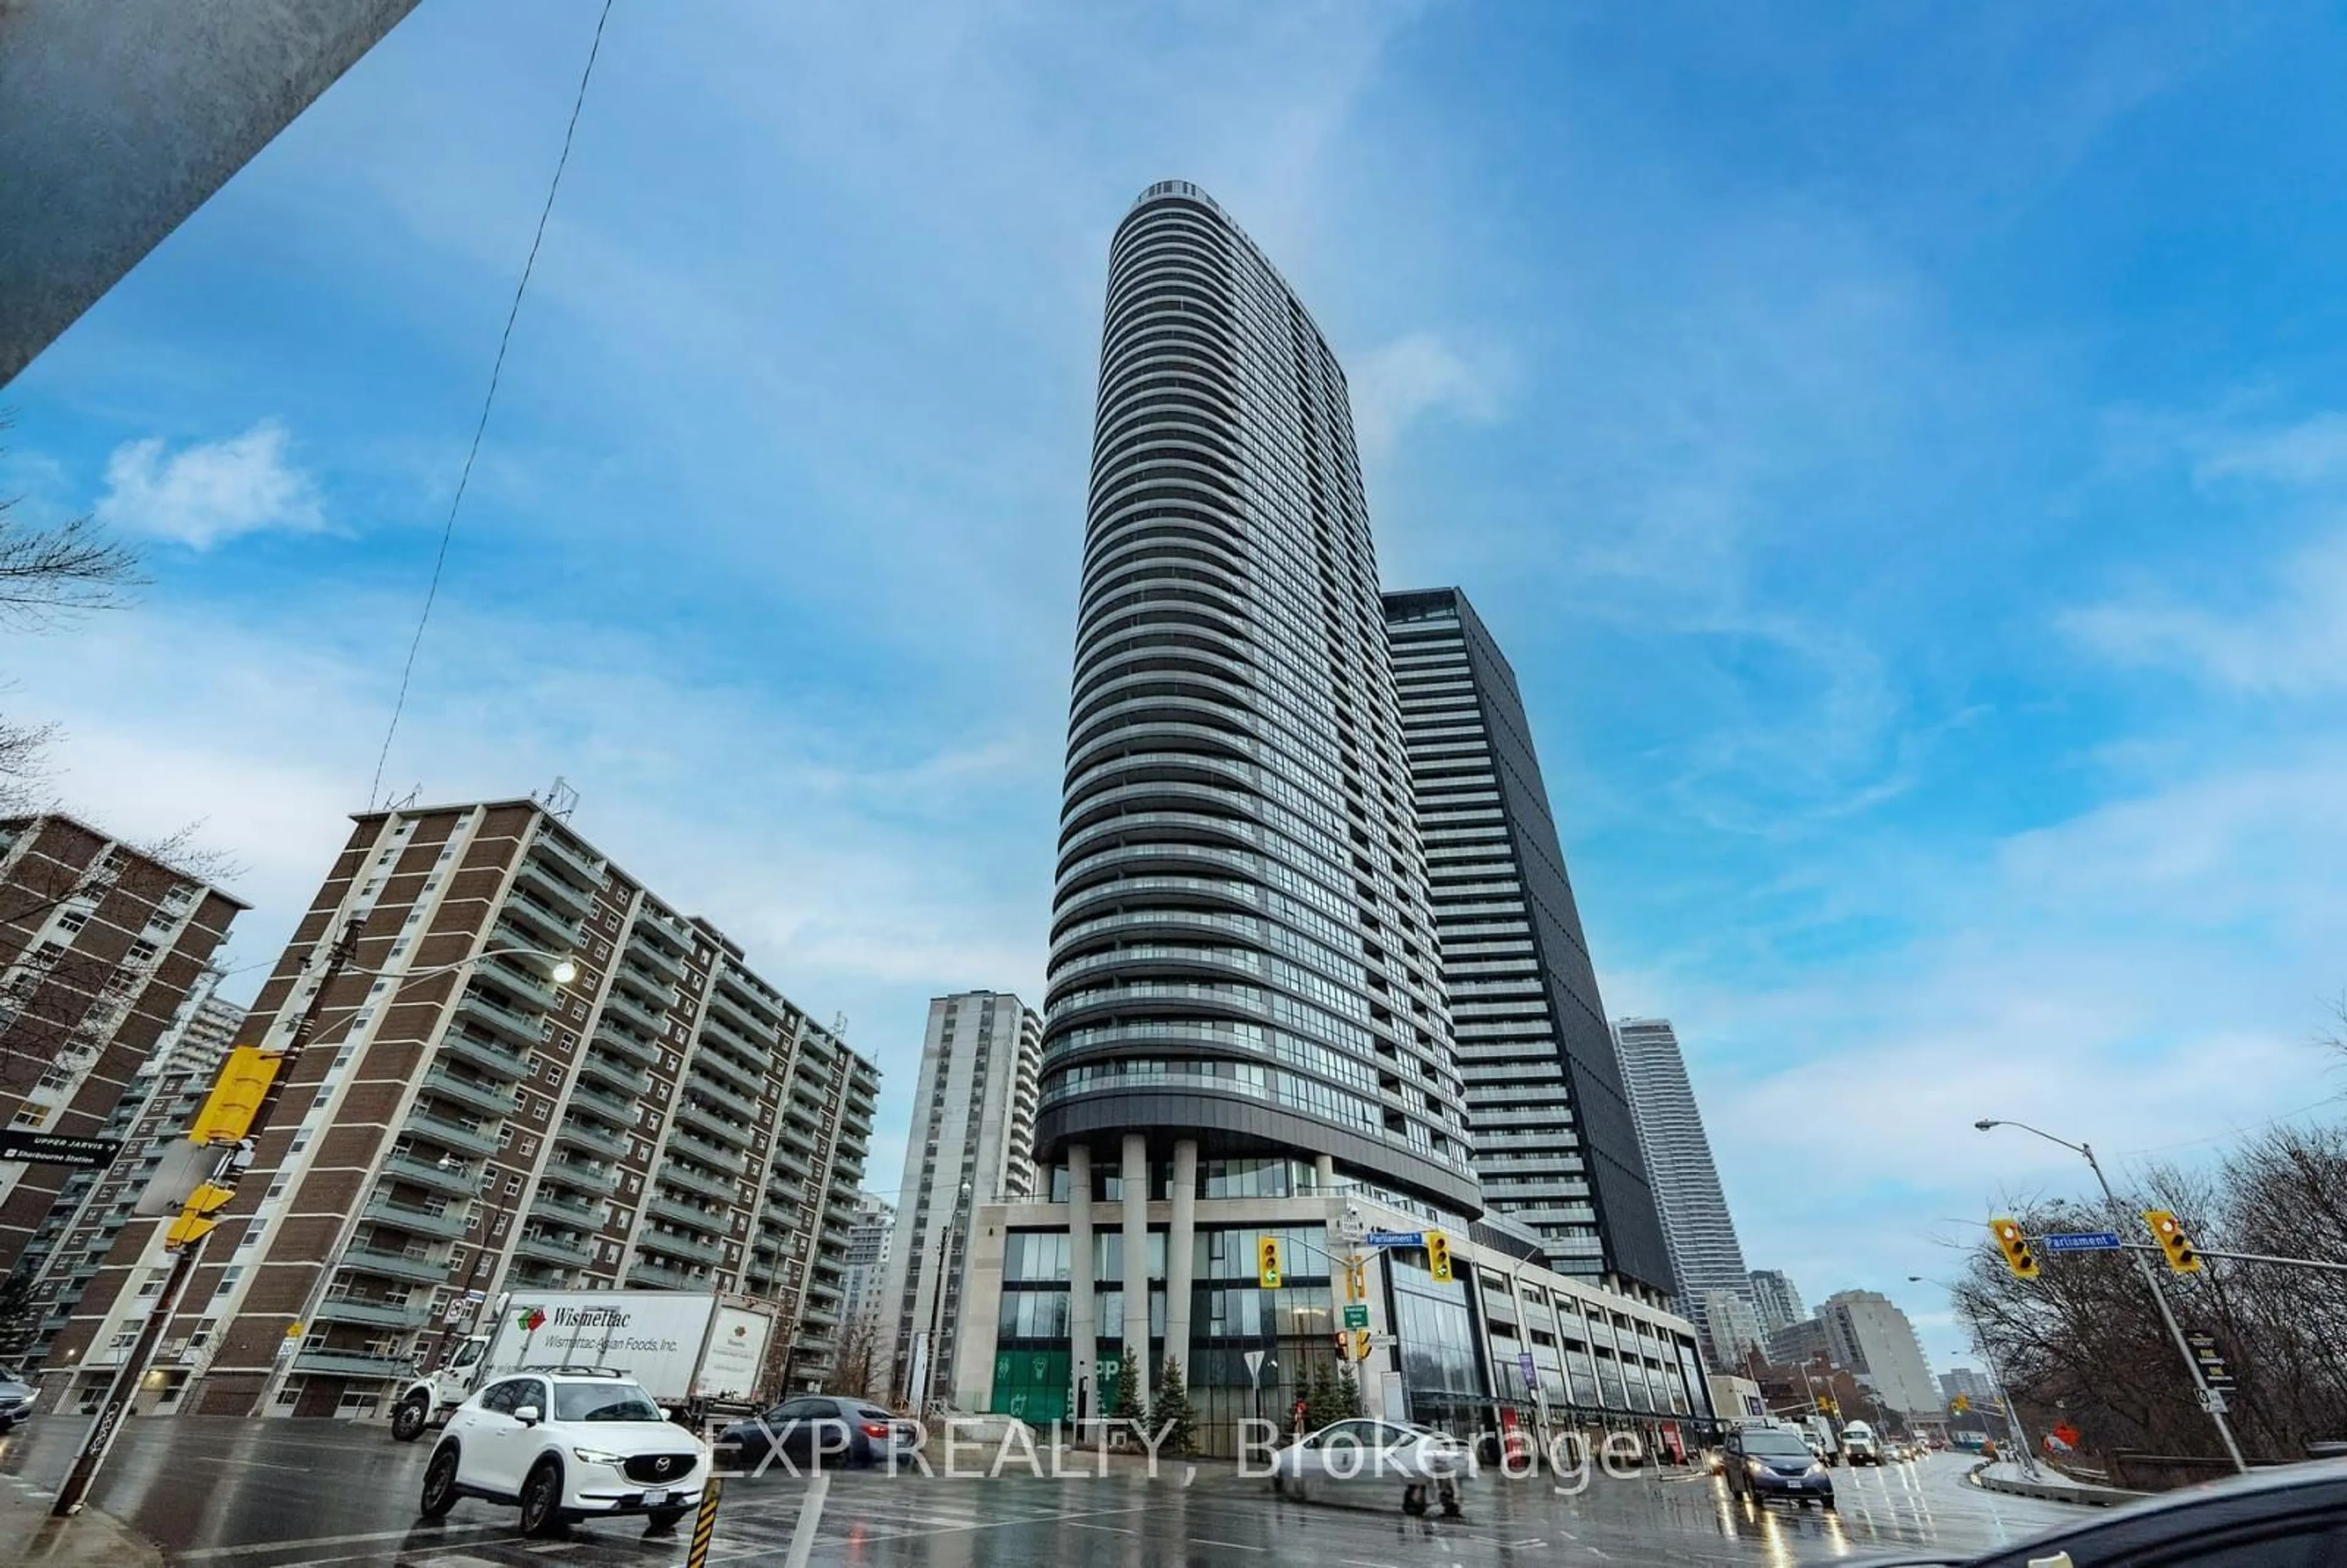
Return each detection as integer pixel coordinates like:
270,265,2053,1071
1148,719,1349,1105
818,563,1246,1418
0,417,145,631
0,712,57,816
0,511,145,628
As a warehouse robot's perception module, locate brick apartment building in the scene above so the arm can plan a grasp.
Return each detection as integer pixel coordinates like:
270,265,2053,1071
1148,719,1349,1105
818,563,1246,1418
39,799,878,1418
0,815,244,1281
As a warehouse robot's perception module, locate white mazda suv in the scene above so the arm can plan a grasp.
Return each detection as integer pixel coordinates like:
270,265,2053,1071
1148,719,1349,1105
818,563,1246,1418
418,1367,708,1537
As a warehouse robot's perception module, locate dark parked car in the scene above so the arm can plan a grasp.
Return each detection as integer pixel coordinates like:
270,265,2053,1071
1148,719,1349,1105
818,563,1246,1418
716,1394,920,1470
1859,1460,2347,1567
1722,1423,1836,1510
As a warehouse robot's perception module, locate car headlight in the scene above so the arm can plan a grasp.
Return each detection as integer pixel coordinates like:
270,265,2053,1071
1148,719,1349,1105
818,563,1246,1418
572,1446,626,1466
1745,1458,1766,1475
1806,1462,1826,1478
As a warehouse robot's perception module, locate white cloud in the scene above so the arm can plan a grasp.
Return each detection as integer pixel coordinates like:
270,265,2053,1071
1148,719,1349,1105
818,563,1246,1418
4,593,1059,1218
2061,525,2347,697
94,421,325,549
2194,411,2347,488
1664,741,2347,1365
1349,331,1509,467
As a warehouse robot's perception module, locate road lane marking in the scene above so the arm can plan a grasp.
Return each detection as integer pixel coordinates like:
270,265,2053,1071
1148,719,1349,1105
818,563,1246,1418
177,1525,514,1559
278,1541,529,1568
188,1456,316,1473
1068,1521,1139,1533
1188,1539,1266,1553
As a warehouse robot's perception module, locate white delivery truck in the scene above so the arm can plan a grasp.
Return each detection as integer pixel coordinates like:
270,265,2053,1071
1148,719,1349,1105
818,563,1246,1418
389,1289,776,1442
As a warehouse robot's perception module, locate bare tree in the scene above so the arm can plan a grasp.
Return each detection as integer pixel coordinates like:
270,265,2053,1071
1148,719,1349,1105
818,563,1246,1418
827,1314,881,1402
0,416,144,632
0,716,58,816
0,413,147,815
1964,1125,2347,1474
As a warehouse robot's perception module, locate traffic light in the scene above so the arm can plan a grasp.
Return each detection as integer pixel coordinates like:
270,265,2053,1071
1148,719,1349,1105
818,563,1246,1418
1257,1235,1284,1289
1952,1393,1971,1413
1350,1329,1371,1362
2142,1210,2203,1273
1989,1217,2040,1279
1425,1229,1453,1284
163,1180,236,1249
187,1046,281,1145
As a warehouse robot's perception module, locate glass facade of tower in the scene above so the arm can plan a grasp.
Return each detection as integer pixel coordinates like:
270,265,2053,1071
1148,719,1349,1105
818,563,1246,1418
1384,588,1675,1291
1038,181,1478,1212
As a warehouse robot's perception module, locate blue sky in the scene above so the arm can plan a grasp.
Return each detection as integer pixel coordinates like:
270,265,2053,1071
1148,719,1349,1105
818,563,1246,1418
9,0,2347,1369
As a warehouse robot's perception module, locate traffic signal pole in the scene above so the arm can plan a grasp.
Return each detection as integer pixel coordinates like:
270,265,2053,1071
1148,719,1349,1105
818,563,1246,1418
51,918,364,1517
2077,1141,2248,1473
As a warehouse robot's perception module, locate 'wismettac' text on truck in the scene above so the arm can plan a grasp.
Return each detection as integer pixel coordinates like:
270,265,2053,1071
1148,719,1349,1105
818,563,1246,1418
389,1290,774,1442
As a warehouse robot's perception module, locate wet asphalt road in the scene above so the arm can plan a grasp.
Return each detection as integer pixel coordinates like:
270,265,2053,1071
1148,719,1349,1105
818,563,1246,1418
1,1416,2080,1566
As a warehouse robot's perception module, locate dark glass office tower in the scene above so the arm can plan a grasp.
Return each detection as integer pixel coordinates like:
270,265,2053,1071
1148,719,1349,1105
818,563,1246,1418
1383,587,1674,1292
1039,182,1480,1215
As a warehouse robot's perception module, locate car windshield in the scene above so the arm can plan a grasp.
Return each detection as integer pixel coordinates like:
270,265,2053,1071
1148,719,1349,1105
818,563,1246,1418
553,1382,663,1423
1744,1433,1813,1458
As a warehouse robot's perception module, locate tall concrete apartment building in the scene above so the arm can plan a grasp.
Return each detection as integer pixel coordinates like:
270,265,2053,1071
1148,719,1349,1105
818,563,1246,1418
1,973,244,1366
1383,588,1672,1292
880,992,1040,1403
840,1191,895,1331
1748,1267,1806,1337
1818,1289,1939,1417
1612,1017,1753,1369
1699,1287,1766,1369
39,799,878,1418
0,815,244,1277
950,183,1705,1450
1939,1366,1994,1407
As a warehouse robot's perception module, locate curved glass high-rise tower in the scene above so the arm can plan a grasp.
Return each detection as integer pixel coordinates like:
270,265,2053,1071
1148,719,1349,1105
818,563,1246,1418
1038,181,1479,1216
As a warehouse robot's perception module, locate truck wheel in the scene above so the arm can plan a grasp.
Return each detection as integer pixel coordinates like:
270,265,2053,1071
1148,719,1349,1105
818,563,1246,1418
392,1394,431,1442
419,1445,461,1519
518,1459,566,1538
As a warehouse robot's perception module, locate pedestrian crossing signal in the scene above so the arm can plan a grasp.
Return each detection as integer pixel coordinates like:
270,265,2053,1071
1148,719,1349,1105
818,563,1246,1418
2142,1210,2203,1273
1990,1218,2041,1279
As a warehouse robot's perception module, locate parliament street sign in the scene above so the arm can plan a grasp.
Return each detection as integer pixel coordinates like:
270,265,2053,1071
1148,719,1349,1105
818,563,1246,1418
0,1130,122,1168
1362,1228,1425,1248
2043,1231,2123,1253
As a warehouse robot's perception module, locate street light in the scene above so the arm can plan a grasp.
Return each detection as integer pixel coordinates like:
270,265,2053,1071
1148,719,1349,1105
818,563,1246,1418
1909,1273,2039,1477
1973,1119,2247,1472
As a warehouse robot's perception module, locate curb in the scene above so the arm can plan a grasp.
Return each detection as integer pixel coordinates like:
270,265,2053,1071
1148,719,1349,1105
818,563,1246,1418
0,1489,163,1568
1967,1458,2140,1508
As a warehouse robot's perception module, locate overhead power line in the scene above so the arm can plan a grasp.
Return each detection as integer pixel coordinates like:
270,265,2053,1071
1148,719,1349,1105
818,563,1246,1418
367,0,618,809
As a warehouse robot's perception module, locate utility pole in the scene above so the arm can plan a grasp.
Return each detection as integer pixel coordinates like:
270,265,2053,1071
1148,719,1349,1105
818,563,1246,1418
52,918,364,1517
914,1181,971,1412
2077,1143,2247,1473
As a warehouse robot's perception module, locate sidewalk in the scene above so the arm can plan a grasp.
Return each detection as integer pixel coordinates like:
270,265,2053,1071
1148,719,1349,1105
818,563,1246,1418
0,1482,161,1568
1969,1457,2142,1508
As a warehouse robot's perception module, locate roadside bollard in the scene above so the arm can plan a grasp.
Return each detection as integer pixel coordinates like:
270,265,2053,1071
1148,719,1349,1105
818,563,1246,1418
685,1478,723,1568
